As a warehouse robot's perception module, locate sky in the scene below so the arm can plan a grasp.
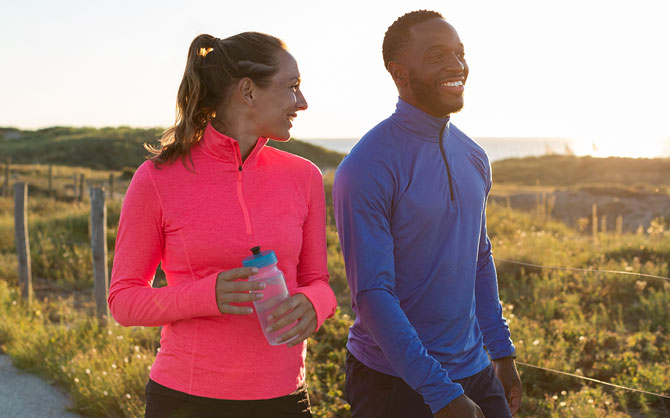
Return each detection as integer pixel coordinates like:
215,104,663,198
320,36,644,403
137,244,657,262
1,0,669,158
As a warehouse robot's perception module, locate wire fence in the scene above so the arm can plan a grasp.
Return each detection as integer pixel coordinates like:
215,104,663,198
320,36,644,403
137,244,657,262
496,258,670,283
515,362,670,400
494,257,670,404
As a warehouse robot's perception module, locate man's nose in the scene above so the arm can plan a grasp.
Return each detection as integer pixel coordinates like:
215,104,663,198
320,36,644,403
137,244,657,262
444,54,465,73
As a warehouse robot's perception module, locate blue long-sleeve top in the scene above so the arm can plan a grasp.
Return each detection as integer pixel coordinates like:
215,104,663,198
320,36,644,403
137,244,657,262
333,98,515,413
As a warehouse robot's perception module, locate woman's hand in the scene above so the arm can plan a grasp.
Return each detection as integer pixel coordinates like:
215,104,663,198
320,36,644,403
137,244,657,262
215,267,264,314
265,294,317,347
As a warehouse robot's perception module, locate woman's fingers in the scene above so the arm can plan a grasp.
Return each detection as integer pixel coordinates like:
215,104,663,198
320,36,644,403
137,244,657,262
283,317,318,347
217,267,258,281
218,279,265,295
268,295,300,322
265,294,317,345
215,267,263,315
218,303,254,315
268,295,315,331
218,291,263,304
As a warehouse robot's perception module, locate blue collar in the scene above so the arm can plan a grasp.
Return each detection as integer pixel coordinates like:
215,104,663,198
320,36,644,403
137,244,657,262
390,98,450,142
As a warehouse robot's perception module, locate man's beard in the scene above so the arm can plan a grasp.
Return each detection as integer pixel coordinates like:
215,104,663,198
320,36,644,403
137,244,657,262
409,70,463,117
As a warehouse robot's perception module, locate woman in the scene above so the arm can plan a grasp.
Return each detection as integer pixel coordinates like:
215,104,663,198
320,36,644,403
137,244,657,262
109,32,337,417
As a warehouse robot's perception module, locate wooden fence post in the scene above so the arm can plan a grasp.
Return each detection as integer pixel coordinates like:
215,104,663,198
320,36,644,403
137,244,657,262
592,203,599,245
48,164,54,198
616,215,623,236
108,173,115,200
78,174,85,203
72,173,78,201
13,182,33,304
90,187,109,322
3,158,9,198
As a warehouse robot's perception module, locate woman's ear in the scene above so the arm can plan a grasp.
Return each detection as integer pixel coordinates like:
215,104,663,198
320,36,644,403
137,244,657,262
237,77,255,106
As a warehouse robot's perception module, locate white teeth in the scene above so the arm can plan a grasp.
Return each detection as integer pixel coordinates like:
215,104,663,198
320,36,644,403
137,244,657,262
441,80,463,87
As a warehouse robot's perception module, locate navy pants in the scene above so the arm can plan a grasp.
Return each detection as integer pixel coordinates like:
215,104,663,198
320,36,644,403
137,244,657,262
145,379,312,418
345,352,512,418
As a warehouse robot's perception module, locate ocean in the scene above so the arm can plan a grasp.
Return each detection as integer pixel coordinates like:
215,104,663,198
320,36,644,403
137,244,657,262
305,137,670,162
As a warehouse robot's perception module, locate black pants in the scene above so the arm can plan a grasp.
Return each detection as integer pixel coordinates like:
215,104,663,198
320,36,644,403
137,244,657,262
145,379,312,418
345,351,512,418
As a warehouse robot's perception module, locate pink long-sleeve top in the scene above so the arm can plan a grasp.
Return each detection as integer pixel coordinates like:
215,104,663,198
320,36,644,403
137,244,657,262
109,122,337,400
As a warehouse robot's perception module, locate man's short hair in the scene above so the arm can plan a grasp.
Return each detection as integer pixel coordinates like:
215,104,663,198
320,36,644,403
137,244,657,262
382,10,444,72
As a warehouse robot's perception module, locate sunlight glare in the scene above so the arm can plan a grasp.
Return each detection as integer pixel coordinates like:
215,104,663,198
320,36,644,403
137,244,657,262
573,132,664,159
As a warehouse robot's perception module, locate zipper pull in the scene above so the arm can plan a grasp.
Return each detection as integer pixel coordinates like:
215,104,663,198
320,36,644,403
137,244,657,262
238,165,243,171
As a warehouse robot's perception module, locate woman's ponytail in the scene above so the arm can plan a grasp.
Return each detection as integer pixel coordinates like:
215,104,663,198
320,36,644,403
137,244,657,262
147,31,285,168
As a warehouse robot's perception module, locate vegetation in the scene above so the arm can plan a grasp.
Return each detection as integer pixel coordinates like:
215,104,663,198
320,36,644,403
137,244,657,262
0,135,669,416
492,155,670,187
0,126,345,171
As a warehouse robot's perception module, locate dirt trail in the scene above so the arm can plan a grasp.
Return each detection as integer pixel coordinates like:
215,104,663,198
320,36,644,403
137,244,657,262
0,354,80,417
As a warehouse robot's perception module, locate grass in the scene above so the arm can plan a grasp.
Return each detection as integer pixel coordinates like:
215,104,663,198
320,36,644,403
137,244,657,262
0,126,345,171
0,160,669,417
491,155,670,187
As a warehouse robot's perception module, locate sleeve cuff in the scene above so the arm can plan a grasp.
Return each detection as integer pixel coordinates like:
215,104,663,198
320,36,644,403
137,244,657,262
177,272,222,318
492,353,517,361
488,344,517,361
428,383,465,414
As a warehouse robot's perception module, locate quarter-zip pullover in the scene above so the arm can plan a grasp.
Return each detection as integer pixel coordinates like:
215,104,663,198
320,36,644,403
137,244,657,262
333,98,515,413
109,122,337,400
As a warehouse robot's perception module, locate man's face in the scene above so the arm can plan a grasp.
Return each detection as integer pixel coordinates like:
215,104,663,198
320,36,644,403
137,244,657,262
400,18,469,117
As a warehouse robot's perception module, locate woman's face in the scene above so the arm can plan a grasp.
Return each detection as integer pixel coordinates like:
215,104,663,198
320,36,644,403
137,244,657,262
253,50,308,141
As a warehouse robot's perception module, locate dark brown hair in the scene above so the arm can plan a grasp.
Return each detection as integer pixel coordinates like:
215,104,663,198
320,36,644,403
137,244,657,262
382,10,444,72
146,32,287,167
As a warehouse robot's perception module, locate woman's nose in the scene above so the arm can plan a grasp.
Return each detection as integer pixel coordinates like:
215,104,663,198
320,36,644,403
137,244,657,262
296,89,308,111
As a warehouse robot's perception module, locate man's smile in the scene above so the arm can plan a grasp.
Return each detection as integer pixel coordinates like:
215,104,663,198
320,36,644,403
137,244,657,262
438,78,465,93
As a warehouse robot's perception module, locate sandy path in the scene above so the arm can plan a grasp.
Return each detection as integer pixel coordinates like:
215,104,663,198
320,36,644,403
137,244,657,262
0,354,80,417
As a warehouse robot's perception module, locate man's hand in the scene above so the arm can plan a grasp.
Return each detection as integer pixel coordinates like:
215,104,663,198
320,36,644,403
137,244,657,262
265,293,317,347
434,394,484,418
492,357,522,415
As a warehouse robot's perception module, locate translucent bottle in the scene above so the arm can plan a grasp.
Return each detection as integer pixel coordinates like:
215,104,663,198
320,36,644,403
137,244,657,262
242,246,297,345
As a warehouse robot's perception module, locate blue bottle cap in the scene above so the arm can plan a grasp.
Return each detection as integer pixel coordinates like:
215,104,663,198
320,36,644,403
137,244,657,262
242,246,277,269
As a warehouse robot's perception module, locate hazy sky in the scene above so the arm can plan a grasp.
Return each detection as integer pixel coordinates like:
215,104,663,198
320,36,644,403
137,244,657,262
2,0,669,157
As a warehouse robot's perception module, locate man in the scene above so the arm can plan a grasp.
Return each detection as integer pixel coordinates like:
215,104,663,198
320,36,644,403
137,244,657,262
333,10,522,418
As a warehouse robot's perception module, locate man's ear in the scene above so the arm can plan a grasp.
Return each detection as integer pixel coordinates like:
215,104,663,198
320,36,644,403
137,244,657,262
237,77,255,106
387,61,408,87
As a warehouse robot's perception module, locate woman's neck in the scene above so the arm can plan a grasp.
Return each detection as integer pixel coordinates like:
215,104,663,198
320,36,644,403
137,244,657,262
211,118,258,161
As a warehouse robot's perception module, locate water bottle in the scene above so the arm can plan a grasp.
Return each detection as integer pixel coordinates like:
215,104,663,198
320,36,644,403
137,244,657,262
242,246,297,345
